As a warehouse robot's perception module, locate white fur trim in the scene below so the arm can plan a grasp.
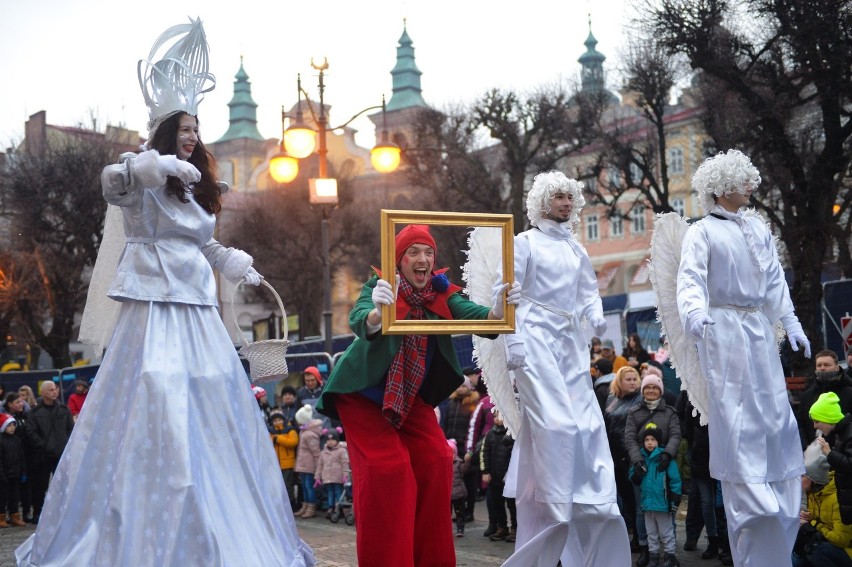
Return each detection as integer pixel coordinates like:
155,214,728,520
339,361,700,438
221,249,253,284
131,149,165,188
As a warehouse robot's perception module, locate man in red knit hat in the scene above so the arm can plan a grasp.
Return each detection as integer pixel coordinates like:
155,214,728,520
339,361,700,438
318,224,519,566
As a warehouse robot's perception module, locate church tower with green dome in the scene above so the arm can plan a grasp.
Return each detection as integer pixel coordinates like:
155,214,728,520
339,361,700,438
208,58,275,192
577,17,618,105
369,20,428,149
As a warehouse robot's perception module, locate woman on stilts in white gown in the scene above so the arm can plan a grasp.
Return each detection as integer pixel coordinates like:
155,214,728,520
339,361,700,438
16,18,314,567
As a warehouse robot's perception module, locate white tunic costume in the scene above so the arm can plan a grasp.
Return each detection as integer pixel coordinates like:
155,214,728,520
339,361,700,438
677,205,804,566
16,152,314,567
502,219,630,567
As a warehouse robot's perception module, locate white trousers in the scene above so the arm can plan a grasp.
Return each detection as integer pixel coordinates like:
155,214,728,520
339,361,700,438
501,500,629,567
721,477,800,567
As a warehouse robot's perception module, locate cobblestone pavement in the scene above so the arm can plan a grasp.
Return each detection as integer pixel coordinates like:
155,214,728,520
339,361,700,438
0,498,722,566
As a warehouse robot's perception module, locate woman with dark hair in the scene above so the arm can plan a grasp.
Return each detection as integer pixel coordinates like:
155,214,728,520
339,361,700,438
16,19,313,566
622,332,651,370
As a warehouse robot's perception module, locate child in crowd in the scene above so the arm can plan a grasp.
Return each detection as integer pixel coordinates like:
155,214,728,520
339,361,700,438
448,438,469,538
269,410,299,510
480,410,517,542
66,379,89,422
631,424,682,567
315,429,349,520
294,404,322,519
811,391,852,525
793,445,852,566
0,414,26,527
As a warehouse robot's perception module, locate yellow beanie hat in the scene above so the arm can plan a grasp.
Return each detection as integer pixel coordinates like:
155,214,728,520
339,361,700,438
810,392,845,424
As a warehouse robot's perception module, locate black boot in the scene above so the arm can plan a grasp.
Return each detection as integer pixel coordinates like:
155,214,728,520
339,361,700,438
636,545,650,567
701,535,719,559
483,524,497,537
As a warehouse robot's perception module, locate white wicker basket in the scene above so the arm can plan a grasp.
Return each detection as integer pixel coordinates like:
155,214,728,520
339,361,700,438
231,278,290,383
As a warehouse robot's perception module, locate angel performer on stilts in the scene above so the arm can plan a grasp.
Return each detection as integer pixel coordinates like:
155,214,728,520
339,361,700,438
649,149,810,567
16,18,314,566
466,171,631,567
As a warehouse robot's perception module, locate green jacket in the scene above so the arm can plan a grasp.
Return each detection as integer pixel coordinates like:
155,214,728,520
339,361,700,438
316,275,491,421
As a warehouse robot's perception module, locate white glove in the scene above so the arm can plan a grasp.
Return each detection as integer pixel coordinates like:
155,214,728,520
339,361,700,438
780,314,812,358
491,282,521,319
506,342,526,371
244,267,263,286
589,314,607,337
371,279,395,311
788,331,811,358
157,154,200,183
686,310,715,340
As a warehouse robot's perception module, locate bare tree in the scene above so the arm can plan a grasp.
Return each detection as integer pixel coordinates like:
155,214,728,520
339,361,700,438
646,0,852,353
0,136,114,367
582,35,691,220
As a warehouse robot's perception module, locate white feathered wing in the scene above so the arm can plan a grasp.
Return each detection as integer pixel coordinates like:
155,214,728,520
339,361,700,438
463,227,522,437
649,213,710,425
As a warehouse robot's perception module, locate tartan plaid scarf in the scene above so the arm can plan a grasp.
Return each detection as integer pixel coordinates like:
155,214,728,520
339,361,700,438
382,275,437,428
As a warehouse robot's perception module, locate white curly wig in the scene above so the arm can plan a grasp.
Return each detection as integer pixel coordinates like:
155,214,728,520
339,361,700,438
526,171,585,227
692,149,761,214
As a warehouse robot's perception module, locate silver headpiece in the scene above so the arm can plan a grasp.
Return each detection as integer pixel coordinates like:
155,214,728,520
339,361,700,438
137,17,216,140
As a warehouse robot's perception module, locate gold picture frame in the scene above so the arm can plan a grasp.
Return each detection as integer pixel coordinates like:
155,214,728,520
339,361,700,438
380,209,515,335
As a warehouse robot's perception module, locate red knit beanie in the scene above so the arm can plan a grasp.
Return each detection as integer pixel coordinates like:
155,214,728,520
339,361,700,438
303,366,323,385
395,225,437,266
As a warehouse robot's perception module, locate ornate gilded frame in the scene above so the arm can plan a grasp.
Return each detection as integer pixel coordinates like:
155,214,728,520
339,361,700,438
380,209,515,335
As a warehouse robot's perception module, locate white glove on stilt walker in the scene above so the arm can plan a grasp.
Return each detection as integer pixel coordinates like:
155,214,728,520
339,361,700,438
156,154,200,183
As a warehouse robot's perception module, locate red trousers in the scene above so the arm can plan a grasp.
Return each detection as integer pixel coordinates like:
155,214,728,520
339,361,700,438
335,393,455,567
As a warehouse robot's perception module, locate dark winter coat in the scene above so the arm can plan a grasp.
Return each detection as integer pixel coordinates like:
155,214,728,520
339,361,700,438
9,409,33,467
27,401,73,465
442,392,479,456
625,399,681,467
798,373,852,449
678,395,711,479
481,424,514,484
826,414,852,524
604,390,643,468
451,455,469,501
0,433,26,482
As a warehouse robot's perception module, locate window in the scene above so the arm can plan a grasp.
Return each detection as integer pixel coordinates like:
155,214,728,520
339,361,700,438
610,212,623,237
629,163,643,185
667,148,684,174
586,214,599,241
632,205,646,233
586,176,597,193
607,166,621,187
672,198,685,217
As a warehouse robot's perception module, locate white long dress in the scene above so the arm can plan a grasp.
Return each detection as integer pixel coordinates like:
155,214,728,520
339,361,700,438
502,219,630,567
16,151,315,567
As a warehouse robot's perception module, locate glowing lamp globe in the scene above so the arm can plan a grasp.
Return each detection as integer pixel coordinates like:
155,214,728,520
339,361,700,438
269,152,299,184
371,143,401,174
283,125,317,159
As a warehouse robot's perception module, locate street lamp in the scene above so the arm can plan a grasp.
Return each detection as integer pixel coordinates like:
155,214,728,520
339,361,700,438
269,58,400,355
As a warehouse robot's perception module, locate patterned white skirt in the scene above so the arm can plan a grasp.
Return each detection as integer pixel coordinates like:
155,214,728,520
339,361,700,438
16,300,315,566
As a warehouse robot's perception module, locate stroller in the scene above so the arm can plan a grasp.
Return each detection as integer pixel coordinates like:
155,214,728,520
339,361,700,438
329,467,354,525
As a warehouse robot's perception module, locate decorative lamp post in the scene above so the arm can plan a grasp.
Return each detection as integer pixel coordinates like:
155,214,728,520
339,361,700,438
268,58,400,355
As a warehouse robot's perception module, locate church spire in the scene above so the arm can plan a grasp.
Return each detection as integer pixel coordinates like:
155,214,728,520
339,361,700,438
386,20,426,111
577,15,617,103
215,57,265,142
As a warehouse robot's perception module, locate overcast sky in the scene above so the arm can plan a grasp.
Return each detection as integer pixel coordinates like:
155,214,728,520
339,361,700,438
0,0,634,150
